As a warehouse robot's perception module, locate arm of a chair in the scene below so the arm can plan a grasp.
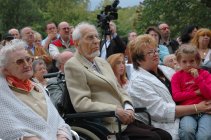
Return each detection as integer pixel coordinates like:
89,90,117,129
64,111,122,135
64,111,116,120
135,107,151,126
71,130,80,140
135,107,147,112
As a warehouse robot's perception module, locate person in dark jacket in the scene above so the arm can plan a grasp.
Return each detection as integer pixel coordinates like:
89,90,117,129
100,21,126,59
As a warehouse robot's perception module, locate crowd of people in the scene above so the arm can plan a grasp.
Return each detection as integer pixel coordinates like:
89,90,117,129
0,20,211,140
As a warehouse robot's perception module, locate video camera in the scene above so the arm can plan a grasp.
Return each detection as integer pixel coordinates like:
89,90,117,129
97,0,119,36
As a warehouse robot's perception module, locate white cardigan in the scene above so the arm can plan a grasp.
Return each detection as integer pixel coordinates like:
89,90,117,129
0,74,72,140
127,65,179,140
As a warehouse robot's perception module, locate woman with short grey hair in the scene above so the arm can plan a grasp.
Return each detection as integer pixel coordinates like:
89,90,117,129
0,39,72,140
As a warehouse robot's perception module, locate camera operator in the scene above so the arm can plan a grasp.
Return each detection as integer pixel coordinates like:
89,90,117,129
100,21,126,59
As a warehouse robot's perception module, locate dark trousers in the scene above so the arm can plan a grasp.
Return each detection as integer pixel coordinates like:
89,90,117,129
122,120,172,140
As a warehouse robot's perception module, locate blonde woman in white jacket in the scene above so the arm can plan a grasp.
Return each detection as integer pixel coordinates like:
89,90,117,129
127,34,211,140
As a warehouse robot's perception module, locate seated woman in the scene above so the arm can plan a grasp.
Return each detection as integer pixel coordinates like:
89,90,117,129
127,34,211,140
32,58,49,88
191,28,211,65
0,39,72,140
107,53,128,89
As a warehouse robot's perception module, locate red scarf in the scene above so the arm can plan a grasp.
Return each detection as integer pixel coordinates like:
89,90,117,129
6,75,33,93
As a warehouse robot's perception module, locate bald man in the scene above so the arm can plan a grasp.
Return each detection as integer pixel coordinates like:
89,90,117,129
49,21,75,59
56,50,74,72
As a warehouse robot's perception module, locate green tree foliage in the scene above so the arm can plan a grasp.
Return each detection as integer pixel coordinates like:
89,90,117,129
45,0,89,26
117,7,137,36
0,0,210,40
136,0,211,38
0,0,138,40
0,0,90,37
0,0,42,33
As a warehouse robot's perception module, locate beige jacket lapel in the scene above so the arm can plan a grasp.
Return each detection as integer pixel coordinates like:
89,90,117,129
75,52,118,91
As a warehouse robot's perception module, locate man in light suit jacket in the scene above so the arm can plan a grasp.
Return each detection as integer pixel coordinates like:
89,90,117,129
64,22,171,140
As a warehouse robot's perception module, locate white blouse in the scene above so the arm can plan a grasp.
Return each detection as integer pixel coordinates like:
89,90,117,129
127,65,179,140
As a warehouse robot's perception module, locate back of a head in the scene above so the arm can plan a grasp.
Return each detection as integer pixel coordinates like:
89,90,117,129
56,50,74,71
181,25,198,44
59,51,73,63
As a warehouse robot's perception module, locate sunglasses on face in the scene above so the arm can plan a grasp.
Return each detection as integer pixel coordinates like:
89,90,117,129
13,56,34,65
160,27,169,31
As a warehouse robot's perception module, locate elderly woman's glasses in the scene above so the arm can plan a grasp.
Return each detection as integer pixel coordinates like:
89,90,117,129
145,49,160,57
13,56,34,65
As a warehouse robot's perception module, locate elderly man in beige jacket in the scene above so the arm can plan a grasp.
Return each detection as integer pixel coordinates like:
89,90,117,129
64,22,171,140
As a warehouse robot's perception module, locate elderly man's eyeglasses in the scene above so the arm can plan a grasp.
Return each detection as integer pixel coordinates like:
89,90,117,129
13,56,34,65
62,27,70,31
145,49,160,56
85,35,100,41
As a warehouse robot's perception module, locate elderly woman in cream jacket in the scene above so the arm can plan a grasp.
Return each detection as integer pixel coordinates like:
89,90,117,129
127,34,211,140
0,39,73,140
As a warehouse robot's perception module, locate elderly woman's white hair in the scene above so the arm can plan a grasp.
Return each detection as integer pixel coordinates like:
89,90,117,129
72,22,98,41
0,39,27,70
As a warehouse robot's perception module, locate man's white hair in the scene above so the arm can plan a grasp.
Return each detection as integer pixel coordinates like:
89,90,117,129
72,22,98,41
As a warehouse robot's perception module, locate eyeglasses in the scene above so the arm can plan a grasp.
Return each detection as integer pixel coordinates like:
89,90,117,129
85,34,100,41
62,27,70,31
159,26,169,31
145,49,160,57
13,56,34,65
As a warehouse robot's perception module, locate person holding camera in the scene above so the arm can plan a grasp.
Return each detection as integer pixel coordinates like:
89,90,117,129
100,21,126,59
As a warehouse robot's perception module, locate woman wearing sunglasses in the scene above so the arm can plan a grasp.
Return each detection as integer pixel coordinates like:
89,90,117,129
0,39,72,140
